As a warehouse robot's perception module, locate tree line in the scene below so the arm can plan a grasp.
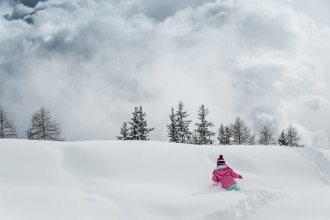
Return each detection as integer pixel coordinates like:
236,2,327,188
0,106,63,141
117,101,304,147
0,103,303,147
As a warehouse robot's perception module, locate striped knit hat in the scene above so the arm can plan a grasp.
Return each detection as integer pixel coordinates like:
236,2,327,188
217,155,226,166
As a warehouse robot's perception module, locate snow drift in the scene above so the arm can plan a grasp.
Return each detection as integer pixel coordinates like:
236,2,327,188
0,139,330,220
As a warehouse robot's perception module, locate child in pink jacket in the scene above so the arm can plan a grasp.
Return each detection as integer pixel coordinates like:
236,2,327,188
212,155,243,191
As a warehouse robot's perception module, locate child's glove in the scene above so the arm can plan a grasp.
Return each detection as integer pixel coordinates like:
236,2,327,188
238,175,243,179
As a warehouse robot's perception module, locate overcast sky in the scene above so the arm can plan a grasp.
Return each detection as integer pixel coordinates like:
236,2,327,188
1,0,330,147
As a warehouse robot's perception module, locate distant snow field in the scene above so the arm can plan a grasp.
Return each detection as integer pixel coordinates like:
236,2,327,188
0,139,330,220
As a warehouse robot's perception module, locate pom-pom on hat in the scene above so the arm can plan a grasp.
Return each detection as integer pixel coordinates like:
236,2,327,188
217,154,226,166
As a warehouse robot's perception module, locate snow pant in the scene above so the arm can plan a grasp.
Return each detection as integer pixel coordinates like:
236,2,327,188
226,184,240,191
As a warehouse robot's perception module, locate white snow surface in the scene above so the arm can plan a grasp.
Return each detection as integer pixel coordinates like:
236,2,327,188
1,139,330,220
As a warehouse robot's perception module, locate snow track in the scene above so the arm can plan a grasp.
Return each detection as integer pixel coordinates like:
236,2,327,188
297,147,330,185
193,190,286,220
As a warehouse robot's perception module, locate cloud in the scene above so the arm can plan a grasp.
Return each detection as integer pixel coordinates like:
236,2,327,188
1,0,330,144
18,0,46,8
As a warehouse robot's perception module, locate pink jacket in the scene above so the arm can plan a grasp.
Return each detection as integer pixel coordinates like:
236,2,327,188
212,166,241,189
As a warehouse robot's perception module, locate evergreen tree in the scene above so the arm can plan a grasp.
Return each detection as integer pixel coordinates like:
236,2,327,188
247,133,256,145
175,101,192,144
258,124,276,145
117,122,130,140
224,125,231,144
278,130,288,146
0,106,17,138
167,107,178,142
194,105,215,145
286,124,303,147
217,124,226,145
217,124,231,145
192,131,198,145
128,107,140,140
26,107,63,141
137,106,154,140
230,117,253,145
128,106,154,140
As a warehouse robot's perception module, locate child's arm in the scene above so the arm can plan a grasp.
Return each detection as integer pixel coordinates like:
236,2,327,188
230,170,243,179
212,170,219,182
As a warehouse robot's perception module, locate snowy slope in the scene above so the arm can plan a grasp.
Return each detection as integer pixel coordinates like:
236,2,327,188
0,139,330,220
